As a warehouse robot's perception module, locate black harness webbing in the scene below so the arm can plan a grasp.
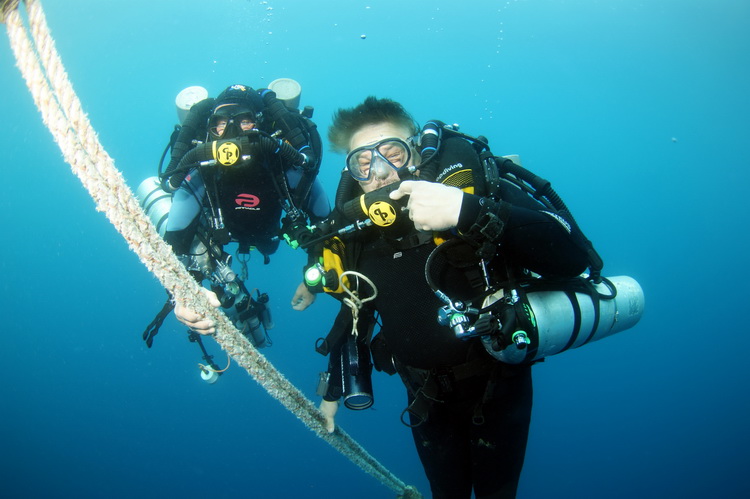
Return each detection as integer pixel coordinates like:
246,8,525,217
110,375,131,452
472,364,500,426
580,280,603,346
395,353,497,427
561,289,583,352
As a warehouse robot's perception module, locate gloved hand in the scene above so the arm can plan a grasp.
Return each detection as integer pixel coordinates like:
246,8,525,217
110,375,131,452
175,288,222,334
319,399,339,434
291,282,316,311
390,180,463,232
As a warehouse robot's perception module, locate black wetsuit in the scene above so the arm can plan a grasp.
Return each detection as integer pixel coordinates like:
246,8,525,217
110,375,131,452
357,235,535,499
324,138,590,498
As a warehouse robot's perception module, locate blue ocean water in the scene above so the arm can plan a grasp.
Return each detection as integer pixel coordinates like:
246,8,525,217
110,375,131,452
1,0,748,497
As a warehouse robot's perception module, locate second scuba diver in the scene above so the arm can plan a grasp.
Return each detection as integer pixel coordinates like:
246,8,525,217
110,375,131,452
159,83,330,343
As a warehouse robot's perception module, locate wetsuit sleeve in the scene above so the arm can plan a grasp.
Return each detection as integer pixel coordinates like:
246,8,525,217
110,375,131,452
430,136,590,277
456,186,590,278
165,218,200,255
285,169,331,222
305,177,332,221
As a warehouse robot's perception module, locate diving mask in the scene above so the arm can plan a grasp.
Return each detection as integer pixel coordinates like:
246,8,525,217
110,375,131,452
346,137,412,182
208,104,257,140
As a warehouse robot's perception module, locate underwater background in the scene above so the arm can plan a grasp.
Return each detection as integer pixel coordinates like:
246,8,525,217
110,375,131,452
2,0,748,497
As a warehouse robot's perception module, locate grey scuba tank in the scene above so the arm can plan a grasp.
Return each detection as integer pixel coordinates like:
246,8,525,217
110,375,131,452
135,176,171,237
482,275,644,364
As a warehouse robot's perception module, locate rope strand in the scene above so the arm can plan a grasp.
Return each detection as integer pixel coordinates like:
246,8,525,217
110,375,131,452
3,1,420,496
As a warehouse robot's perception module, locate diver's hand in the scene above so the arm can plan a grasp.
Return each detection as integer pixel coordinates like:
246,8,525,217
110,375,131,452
390,180,463,232
319,399,339,434
291,282,316,311
174,288,221,335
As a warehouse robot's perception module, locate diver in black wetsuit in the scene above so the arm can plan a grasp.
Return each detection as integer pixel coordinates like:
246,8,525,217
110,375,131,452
161,84,330,339
314,97,591,498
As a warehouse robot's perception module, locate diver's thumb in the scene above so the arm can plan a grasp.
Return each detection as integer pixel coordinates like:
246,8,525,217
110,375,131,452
201,288,221,308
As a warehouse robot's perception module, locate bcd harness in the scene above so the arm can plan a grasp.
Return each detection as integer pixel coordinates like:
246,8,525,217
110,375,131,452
309,120,607,425
159,88,322,253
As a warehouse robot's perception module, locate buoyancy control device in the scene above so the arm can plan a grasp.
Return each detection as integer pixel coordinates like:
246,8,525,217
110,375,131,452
308,120,644,368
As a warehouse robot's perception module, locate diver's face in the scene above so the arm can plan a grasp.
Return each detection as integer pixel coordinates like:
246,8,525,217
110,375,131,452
348,122,414,193
213,117,255,136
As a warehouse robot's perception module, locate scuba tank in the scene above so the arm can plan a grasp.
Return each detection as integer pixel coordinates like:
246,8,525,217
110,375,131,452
268,78,302,110
427,245,646,364
175,86,209,124
135,176,171,237
478,275,644,364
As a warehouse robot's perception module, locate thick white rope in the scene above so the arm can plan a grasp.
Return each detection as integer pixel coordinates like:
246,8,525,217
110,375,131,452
2,1,420,496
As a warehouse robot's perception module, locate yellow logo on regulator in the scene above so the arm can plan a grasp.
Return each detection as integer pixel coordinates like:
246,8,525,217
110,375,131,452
213,140,241,166
368,201,397,227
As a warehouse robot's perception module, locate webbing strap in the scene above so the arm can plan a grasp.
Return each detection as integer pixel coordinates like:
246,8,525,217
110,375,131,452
561,289,583,352
581,281,602,345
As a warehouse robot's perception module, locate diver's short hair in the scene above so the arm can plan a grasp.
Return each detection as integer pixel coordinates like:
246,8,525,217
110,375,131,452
328,96,420,153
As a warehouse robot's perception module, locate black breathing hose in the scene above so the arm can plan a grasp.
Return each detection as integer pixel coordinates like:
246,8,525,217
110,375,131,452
163,98,215,177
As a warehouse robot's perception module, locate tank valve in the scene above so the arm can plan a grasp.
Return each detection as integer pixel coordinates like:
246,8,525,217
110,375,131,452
512,331,530,350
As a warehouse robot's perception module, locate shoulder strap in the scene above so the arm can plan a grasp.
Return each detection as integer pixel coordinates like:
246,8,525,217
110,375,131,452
260,89,323,213
160,97,215,191
493,157,604,281
416,120,604,281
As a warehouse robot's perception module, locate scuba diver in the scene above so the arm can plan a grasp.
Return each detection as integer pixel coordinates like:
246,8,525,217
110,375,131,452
307,97,598,499
142,83,329,358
